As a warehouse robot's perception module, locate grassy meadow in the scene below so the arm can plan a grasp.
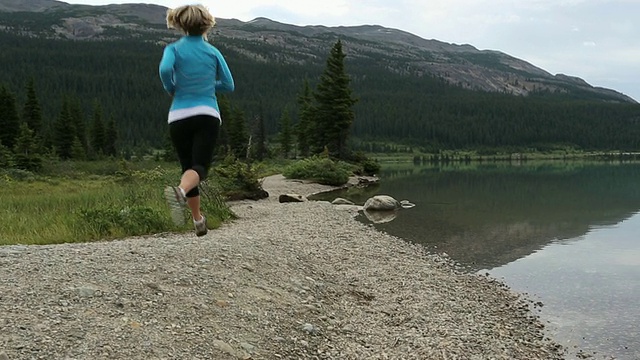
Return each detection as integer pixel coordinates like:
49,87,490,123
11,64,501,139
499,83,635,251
1,154,373,246
0,159,235,246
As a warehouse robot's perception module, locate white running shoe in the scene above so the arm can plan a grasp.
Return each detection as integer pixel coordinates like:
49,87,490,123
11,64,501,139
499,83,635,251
164,185,186,226
194,216,208,237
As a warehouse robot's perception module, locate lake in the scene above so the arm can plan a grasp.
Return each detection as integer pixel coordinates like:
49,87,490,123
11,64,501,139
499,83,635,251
314,160,640,360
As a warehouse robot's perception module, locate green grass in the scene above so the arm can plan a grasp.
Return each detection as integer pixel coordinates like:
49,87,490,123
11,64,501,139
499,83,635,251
0,160,236,246
252,158,296,177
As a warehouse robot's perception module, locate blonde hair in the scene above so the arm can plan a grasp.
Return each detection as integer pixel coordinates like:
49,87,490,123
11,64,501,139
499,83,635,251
166,4,216,36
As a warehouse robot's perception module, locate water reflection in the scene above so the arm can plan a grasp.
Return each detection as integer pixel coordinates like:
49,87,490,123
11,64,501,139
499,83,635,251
490,214,640,359
316,162,640,271
362,209,398,224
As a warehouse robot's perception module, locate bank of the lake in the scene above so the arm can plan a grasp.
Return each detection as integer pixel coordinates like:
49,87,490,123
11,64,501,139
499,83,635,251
0,175,564,359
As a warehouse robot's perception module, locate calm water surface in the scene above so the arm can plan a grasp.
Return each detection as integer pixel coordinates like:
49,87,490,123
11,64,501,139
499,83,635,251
316,161,640,359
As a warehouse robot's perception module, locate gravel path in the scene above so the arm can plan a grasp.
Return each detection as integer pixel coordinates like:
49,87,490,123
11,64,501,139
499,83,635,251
0,175,565,359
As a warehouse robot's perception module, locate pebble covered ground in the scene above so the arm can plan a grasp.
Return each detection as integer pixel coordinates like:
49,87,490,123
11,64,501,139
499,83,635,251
0,175,565,359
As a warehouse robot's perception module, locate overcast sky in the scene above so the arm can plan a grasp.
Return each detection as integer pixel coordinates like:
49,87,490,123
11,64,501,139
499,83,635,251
63,0,639,102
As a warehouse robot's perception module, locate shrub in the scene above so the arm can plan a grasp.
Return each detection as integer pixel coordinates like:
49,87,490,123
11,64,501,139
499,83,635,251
283,156,351,186
213,155,267,200
1,168,36,182
199,180,237,222
359,157,381,176
348,151,380,176
77,205,168,238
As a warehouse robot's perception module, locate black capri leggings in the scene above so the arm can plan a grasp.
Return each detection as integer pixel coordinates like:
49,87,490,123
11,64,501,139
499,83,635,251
169,114,220,198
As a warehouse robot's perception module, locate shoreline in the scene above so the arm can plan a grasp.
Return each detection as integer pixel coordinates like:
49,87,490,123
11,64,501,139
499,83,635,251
0,175,565,359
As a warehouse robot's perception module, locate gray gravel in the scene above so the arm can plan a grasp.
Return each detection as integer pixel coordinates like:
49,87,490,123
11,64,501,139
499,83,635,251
0,175,565,359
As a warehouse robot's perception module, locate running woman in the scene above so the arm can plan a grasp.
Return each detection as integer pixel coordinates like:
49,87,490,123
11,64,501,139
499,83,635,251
159,4,235,236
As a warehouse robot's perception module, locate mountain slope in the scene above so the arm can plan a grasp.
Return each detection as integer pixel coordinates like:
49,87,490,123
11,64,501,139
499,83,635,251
0,0,65,12
0,0,634,103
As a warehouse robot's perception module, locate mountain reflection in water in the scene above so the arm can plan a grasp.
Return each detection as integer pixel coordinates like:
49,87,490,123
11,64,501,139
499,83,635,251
313,161,640,271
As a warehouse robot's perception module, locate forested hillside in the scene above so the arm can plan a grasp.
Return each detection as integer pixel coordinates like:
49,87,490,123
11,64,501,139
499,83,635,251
1,13,640,153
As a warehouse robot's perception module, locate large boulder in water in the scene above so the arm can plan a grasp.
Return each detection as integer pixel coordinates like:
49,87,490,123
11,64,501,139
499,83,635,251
363,195,401,211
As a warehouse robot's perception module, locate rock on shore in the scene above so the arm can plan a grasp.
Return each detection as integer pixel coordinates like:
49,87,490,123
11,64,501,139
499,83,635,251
0,175,564,359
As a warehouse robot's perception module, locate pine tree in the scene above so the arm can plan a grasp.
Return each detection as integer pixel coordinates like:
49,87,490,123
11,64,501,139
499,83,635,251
0,140,14,169
53,98,75,160
90,101,106,156
313,40,358,159
0,85,21,150
162,130,176,162
252,111,268,161
13,122,43,171
22,78,43,136
69,97,87,152
296,79,315,157
104,116,118,157
227,105,249,159
217,94,232,155
71,136,86,160
277,107,293,158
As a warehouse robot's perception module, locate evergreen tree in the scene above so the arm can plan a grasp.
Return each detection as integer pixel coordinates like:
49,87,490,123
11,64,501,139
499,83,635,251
53,98,75,159
90,101,106,156
71,136,86,160
313,40,358,159
69,97,87,152
0,85,21,150
13,122,43,171
162,130,176,162
277,107,293,158
0,140,14,169
217,95,232,155
296,79,315,157
22,78,43,136
104,116,118,157
252,111,268,161
227,105,249,159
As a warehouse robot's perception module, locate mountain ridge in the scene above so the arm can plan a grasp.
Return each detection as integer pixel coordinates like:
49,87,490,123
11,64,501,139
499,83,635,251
0,0,635,103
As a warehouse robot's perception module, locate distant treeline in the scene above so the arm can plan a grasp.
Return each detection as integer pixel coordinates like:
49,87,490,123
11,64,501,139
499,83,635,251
1,29,640,152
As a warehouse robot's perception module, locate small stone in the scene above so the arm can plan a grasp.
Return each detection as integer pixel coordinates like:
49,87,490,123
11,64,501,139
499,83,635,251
212,340,236,355
240,342,256,353
213,340,249,359
145,282,161,291
331,198,354,205
279,194,308,203
342,324,355,333
0,351,9,360
301,323,319,335
76,285,99,298
241,263,254,272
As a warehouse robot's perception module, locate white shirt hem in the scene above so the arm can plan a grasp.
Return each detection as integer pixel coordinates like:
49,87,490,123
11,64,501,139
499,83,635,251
168,106,221,124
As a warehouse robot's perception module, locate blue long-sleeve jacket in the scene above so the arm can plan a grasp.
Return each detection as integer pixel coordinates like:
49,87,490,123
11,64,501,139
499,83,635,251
159,35,234,123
